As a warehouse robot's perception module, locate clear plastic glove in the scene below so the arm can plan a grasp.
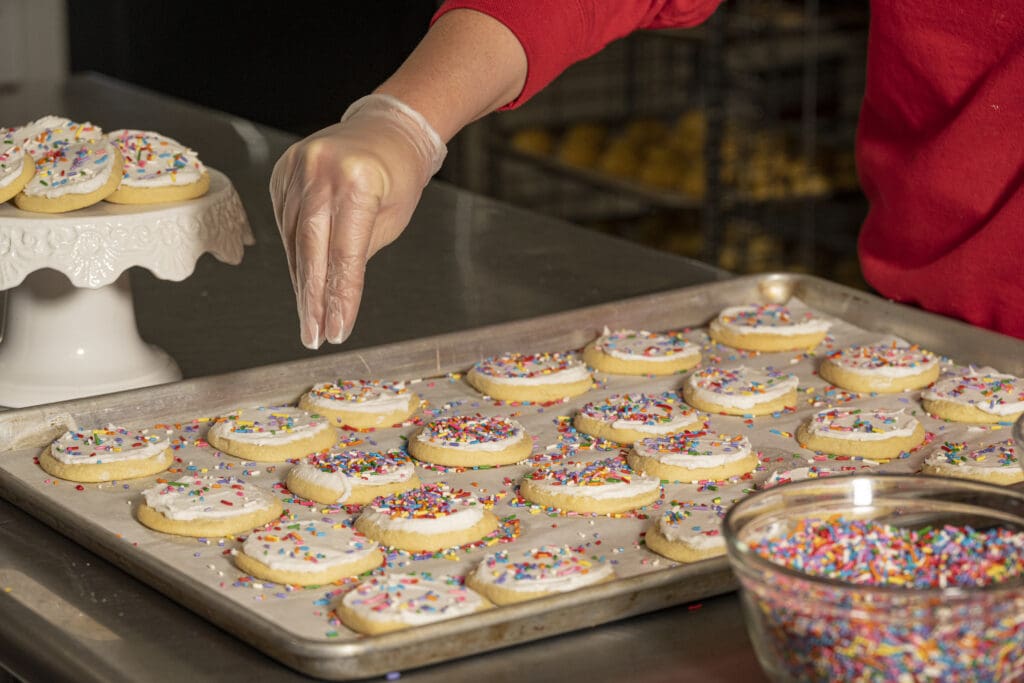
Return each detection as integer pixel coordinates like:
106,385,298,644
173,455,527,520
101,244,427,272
270,94,447,349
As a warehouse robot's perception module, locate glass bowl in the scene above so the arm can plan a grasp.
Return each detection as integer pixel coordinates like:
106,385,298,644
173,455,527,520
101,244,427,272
723,474,1024,682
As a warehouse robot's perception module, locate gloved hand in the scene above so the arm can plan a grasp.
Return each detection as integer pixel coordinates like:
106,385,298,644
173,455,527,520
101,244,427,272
270,94,447,349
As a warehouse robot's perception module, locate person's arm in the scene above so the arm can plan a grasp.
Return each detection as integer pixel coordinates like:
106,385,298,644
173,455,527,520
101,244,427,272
270,2,720,349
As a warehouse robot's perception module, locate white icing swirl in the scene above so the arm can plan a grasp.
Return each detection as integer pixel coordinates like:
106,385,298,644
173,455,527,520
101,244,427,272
658,506,726,550
341,574,486,626
922,369,1024,416
686,366,798,409
208,406,331,445
49,424,170,465
633,432,753,469
23,138,117,198
108,129,206,187
241,520,379,573
806,407,920,441
141,475,277,521
470,545,613,593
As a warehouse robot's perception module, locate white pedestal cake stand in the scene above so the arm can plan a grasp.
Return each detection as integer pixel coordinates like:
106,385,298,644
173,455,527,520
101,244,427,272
0,169,253,408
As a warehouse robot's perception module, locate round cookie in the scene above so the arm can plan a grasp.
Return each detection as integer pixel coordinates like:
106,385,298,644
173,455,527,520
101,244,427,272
922,368,1024,424
818,339,940,394
682,365,798,416
708,304,831,352
15,139,123,213
38,425,173,483
137,474,283,538
795,407,925,460
407,414,532,468
234,519,383,585
0,127,33,203
573,392,703,445
466,544,615,605
298,379,419,430
627,431,758,482
466,351,593,403
17,116,102,158
286,447,420,505
336,573,492,635
921,439,1023,485
519,458,662,514
354,483,499,552
644,503,726,563
206,406,338,462
105,129,210,204
759,464,857,490
582,328,701,375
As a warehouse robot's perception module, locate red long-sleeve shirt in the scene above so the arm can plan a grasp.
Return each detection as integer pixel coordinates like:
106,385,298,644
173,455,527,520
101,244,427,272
435,1,1024,339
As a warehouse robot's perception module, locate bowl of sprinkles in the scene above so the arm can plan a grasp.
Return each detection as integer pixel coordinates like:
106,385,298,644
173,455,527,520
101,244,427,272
723,474,1024,682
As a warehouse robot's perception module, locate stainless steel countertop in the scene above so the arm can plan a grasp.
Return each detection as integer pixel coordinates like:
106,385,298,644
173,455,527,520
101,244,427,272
0,74,765,682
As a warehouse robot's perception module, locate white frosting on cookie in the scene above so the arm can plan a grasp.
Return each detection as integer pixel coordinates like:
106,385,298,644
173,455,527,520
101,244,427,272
593,329,701,362
761,465,841,489
579,392,701,434
471,352,591,386
0,127,28,189
825,337,938,378
633,432,753,470
470,544,613,593
523,459,661,501
141,475,277,521
658,505,725,551
924,440,1019,476
922,369,1024,416
23,138,118,198
289,448,415,501
357,483,487,534
108,129,205,187
714,304,830,337
240,520,379,573
686,365,798,409
304,379,416,414
208,406,331,446
18,116,102,157
415,415,527,452
805,407,920,441
49,425,170,465
341,574,486,626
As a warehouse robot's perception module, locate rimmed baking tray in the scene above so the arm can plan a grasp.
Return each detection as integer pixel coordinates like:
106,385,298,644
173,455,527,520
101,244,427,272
0,273,1021,680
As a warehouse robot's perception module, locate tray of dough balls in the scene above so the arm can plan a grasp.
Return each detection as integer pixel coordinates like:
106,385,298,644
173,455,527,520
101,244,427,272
1,272,1022,680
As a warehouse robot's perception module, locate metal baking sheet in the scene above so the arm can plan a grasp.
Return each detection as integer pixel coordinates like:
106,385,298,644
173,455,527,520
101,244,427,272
0,272,1021,681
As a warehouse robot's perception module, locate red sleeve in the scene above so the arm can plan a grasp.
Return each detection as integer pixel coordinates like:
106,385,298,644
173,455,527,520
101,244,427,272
432,0,722,109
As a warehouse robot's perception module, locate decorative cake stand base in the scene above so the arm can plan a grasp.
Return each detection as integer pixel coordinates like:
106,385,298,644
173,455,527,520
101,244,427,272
0,269,181,407
0,169,253,408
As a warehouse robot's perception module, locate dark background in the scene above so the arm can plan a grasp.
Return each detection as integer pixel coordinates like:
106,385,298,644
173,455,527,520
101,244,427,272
67,2,438,136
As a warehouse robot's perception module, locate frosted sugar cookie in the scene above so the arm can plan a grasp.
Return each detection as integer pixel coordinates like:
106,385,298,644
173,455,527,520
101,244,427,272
298,379,419,430
795,407,924,460
627,431,758,482
573,391,703,445
407,414,532,467
760,464,847,489
682,365,798,416
922,368,1024,424
106,129,209,203
709,304,831,352
137,474,283,537
818,338,939,394
286,447,420,505
921,440,1023,485
582,328,701,375
234,520,383,585
519,458,661,514
644,503,726,562
337,573,491,635
206,406,337,462
0,127,33,203
466,351,592,403
354,483,499,552
466,544,615,605
15,116,122,213
38,425,173,483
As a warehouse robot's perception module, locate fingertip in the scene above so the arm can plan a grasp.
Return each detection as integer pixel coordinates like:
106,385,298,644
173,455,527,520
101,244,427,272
301,319,323,350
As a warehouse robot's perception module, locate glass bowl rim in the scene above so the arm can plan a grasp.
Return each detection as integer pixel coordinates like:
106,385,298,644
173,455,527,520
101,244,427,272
723,472,1024,598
